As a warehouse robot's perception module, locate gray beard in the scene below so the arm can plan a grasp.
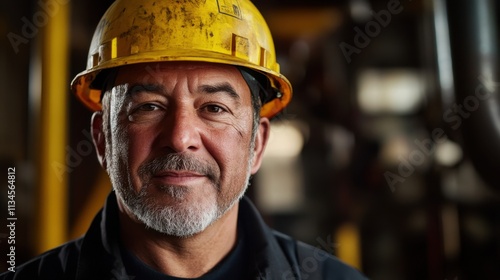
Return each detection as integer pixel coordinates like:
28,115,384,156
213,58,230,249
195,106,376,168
120,183,248,237
111,153,252,237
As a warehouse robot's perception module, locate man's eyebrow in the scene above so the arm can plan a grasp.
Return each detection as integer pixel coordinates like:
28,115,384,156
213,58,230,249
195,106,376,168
199,83,241,101
127,83,165,96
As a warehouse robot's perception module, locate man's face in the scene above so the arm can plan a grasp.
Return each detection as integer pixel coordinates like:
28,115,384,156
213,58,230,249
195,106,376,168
92,62,269,237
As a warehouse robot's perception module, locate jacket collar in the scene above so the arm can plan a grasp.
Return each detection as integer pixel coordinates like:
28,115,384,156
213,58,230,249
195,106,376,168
76,191,128,280
238,196,301,279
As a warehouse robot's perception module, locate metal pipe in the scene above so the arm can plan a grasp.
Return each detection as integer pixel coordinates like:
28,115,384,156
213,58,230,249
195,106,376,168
446,0,500,190
37,0,70,253
433,0,454,110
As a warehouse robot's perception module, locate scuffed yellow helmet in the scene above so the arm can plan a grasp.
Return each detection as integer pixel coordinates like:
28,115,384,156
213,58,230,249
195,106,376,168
71,0,292,118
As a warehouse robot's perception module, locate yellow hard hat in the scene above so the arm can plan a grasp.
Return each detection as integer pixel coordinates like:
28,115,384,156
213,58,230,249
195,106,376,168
71,0,292,118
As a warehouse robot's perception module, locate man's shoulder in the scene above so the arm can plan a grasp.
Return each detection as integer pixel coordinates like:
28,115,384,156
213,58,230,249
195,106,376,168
0,238,83,280
272,231,369,280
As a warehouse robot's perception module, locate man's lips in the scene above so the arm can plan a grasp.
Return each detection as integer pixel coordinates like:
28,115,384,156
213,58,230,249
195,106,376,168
151,170,206,184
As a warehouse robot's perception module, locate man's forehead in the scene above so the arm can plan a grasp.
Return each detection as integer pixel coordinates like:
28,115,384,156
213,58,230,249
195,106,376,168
103,61,253,104
115,61,241,79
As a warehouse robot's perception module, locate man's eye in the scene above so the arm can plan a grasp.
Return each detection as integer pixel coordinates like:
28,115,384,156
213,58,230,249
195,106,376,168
204,105,225,113
128,103,164,122
137,103,159,111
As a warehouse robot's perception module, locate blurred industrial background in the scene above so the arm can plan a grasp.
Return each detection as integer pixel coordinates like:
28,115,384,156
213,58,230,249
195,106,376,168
1,0,500,279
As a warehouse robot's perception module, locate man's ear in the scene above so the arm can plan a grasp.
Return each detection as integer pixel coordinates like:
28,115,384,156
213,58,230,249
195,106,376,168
250,117,271,174
91,111,107,169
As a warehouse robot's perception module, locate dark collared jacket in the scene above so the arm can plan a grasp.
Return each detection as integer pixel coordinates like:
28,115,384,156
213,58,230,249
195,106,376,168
0,192,368,280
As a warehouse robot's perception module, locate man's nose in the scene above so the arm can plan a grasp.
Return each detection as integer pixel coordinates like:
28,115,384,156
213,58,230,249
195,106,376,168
157,107,201,153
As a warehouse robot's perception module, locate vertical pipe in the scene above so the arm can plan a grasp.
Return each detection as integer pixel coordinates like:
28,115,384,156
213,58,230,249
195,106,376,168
446,0,500,189
335,222,362,270
432,0,454,110
37,0,69,253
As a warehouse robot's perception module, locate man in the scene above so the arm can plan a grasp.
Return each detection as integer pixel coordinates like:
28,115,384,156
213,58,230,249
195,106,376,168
2,0,368,279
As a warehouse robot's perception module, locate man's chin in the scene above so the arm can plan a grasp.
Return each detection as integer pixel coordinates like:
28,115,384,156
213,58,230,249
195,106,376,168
116,185,243,237
118,192,216,234
158,185,195,202
136,204,219,237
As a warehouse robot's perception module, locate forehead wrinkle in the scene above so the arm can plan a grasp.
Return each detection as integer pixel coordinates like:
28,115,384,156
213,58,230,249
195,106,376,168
198,83,242,104
127,83,166,97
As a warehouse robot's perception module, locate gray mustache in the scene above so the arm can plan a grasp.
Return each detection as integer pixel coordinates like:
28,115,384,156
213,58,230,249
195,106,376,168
138,153,219,183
